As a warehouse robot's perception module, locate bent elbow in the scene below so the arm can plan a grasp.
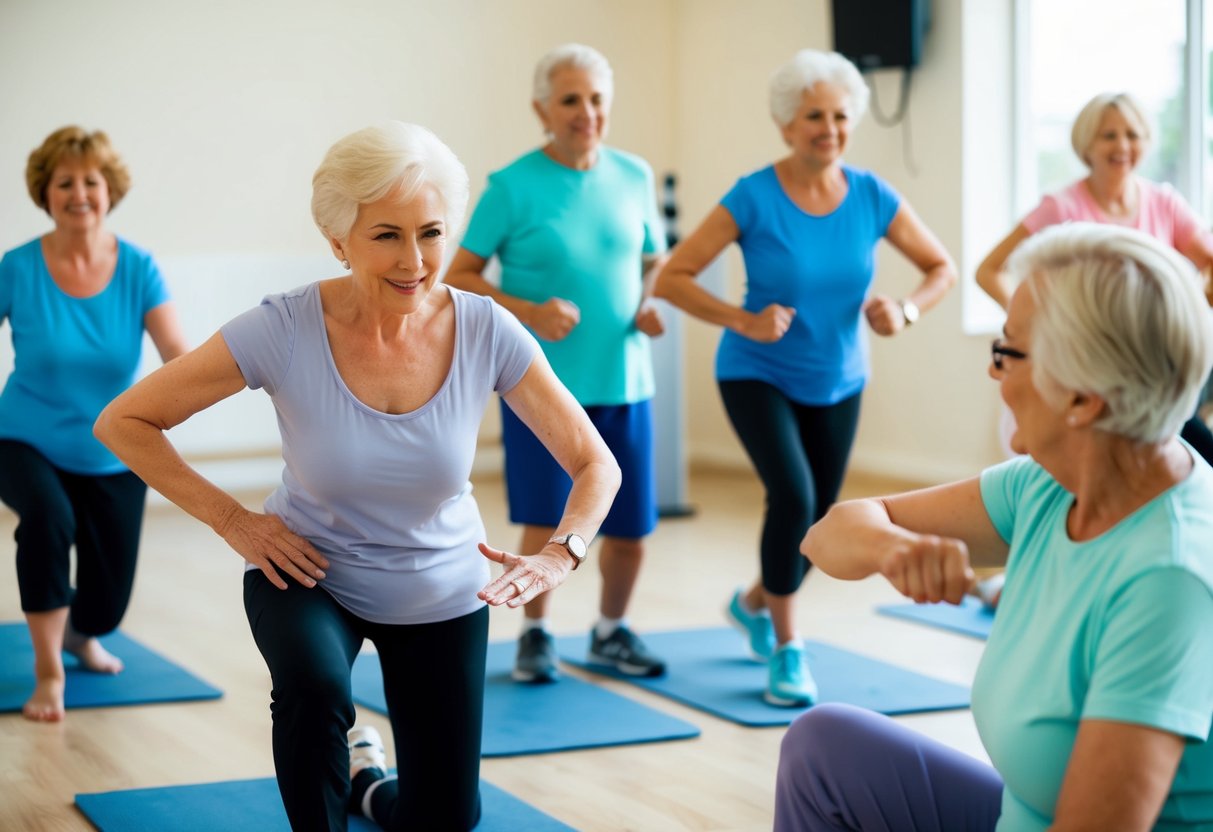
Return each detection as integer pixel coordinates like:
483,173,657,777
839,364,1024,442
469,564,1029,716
606,458,623,498
652,273,673,301
92,407,117,449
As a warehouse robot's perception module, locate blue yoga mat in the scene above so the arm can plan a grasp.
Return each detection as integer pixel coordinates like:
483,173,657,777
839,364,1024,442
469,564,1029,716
0,623,221,712
352,641,699,756
76,776,573,831
877,597,995,639
558,628,970,727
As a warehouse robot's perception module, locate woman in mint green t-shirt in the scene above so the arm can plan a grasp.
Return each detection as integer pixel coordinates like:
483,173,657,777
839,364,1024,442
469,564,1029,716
785,223,1213,831
447,44,669,685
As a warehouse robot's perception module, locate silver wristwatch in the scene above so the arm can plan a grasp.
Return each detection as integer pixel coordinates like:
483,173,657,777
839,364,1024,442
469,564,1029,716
547,533,588,570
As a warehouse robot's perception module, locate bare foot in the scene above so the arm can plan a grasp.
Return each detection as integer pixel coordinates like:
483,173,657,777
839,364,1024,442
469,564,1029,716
23,675,65,722
63,631,124,674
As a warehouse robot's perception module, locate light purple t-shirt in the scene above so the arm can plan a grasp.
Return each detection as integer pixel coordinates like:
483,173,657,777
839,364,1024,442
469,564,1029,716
221,284,538,625
1022,177,1206,252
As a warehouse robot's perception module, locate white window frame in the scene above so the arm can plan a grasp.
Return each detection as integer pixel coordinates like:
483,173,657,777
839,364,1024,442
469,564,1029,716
1012,0,1206,216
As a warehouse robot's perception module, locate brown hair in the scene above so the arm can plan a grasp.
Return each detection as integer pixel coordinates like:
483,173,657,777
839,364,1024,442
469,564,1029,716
25,126,131,214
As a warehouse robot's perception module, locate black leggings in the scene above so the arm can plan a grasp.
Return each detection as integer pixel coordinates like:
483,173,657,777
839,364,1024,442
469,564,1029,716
719,381,862,596
243,572,488,832
0,440,146,634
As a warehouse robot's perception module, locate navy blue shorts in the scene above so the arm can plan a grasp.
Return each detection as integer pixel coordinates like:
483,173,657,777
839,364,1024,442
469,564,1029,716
500,398,657,539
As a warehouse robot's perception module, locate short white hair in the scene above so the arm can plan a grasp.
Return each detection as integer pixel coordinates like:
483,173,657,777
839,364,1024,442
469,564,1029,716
311,121,469,243
769,49,869,127
1070,92,1152,167
532,43,614,104
1007,223,1213,443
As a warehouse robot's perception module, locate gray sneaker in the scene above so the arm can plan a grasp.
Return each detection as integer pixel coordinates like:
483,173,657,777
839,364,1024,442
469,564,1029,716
588,626,667,677
512,628,559,683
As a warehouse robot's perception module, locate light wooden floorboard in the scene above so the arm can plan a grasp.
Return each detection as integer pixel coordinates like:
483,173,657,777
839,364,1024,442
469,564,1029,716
0,467,988,831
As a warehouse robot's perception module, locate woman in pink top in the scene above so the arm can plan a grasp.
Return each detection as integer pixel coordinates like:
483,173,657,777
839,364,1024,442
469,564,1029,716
978,91,1213,462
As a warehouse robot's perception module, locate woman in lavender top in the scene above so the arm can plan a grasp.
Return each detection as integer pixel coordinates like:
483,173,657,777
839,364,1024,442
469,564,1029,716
96,122,619,831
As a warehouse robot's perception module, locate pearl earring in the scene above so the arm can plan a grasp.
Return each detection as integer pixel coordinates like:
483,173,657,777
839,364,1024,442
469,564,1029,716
341,259,350,270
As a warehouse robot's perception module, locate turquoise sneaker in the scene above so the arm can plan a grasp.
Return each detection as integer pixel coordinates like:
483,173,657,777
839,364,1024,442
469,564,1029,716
765,642,818,707
726,589,775,660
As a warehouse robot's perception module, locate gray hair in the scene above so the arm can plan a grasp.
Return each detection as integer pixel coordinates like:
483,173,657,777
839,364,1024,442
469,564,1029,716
1006,223,1213,443
532,43,614,105
311,121,469,243
1070,92,1152,167
769,49,869,127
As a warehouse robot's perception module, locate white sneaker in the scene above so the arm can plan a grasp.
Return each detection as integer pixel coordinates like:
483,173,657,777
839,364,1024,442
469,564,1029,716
347,725,386,778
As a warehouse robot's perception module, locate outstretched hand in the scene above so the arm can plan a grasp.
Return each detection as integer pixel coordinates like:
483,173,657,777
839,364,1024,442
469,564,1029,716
877,533,975,605
215,507,329,590
477,542,571,608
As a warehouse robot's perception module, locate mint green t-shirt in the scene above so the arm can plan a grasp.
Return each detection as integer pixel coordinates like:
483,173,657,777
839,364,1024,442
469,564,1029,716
976,454,1213,831
459,147,666,406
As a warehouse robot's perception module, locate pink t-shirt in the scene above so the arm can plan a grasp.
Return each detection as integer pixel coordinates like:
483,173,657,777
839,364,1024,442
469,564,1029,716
1021,177,1205,253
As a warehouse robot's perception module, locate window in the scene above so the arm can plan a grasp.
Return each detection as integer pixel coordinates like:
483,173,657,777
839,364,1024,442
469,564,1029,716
1017,0,1190,214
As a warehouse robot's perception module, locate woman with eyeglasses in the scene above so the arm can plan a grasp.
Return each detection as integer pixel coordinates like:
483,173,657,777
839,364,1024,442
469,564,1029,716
780,223,1213,831
977,91,1213,462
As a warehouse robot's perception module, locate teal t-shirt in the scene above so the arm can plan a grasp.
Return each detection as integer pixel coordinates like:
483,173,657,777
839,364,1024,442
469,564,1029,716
0,237,170,474
458,147,666,406
976,453,1213,831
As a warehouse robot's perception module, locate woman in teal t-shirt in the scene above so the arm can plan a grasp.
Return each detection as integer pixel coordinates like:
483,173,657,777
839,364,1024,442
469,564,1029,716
0,127,188,722
788,224,1213,831
655,49,956,707
447,43,669,685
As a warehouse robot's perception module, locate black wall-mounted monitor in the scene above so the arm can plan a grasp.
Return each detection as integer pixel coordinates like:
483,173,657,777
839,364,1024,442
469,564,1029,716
831,0,930,71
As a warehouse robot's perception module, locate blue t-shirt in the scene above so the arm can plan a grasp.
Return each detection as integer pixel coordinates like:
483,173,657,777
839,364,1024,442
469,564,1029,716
716,165,900,405
220,284,537,625
975,454,1213,831
459,147,666,406
0,237,170,475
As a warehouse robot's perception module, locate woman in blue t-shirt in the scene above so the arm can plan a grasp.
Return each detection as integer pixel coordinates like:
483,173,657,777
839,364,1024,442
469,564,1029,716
446,43,669,685
0,126,188,722
788,223,1213,831
655,49,956,706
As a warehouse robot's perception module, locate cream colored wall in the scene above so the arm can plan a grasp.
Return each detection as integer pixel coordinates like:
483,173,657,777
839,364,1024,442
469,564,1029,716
0,0,676,250
0,0,1010,485
672,0,1007,483
0,0,676,466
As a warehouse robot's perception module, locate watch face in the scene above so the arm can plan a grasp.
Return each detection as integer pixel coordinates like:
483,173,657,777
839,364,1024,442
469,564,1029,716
566,534,588,559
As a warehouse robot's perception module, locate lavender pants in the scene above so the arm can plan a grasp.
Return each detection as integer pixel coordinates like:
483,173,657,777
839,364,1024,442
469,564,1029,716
775,703,1004,831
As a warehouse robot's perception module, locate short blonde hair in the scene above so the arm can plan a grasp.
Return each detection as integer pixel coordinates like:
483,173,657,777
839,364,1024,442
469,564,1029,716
26,126,131,214
769,49,869,127
1070,92,1152,167
532,43,613,106
311,121,469,243
1007,223,1213,443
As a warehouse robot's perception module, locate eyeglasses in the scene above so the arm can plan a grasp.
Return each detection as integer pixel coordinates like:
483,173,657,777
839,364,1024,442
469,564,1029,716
991,339,1028,371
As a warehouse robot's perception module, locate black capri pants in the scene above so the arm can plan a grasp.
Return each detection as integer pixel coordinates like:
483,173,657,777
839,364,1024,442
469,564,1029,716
244,572,489,832
719,381,862,596
0,439,147,635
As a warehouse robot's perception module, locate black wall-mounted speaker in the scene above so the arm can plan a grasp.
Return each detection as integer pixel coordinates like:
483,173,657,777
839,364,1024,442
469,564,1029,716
830,0,930,71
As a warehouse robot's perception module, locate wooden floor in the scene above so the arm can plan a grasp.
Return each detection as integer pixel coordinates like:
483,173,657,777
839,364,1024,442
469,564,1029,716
0,466,989,831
